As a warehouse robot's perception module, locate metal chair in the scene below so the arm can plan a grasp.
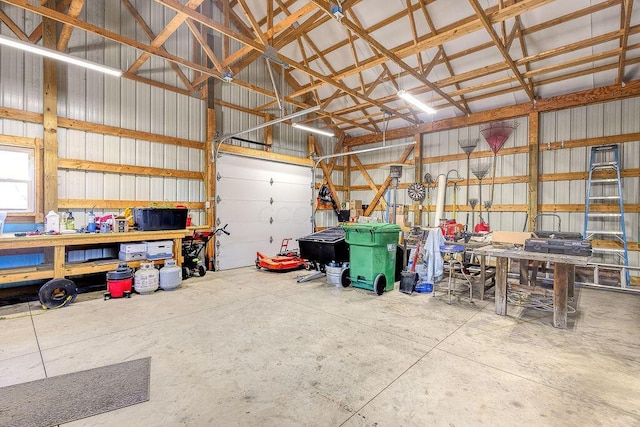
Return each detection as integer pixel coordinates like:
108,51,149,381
437,244,474,304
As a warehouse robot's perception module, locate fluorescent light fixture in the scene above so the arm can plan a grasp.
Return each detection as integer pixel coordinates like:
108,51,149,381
292,122,335,137
397,89,436,114
0,34,123,77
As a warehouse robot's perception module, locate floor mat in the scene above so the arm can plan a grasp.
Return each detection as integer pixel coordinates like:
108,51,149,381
0,357,150,427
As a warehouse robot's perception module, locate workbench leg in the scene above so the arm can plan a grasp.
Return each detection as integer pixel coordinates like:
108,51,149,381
173,238,182,266
53,245,65,278
568,265,574,299
495,256,508,316
553,263,572,329
480,255,486,301
519,260,528,285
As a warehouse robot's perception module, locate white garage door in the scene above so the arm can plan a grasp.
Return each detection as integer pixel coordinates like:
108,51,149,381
215,154,312,270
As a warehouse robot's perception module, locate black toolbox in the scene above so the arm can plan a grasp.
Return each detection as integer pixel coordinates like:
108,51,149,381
525,238,592,256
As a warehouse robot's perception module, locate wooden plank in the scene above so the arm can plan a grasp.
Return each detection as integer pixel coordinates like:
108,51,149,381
553,263,571,329
218,143,313,166
57,199,205,209
57,159,203,180
495,256,508,315
57,0,84,51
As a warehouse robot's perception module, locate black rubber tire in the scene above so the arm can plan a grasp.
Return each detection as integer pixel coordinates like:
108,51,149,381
182,267,190,280
341,268,351,287
103,292,111,301
374,273,386,296
198,265,206,277
39,278,77,309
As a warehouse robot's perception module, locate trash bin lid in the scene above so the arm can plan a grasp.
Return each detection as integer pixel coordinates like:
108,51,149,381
341,223,401,233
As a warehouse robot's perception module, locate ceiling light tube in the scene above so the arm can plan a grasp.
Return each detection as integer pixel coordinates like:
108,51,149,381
397,89,436,115
292,122,335,137
0,34,123,77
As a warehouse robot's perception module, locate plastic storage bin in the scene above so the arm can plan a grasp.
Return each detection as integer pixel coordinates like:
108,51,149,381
342,223,401,295
134,208,187,231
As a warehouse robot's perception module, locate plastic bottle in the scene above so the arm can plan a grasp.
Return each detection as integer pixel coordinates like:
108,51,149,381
87,210,96,232
45,211,60,233
65,211,75,230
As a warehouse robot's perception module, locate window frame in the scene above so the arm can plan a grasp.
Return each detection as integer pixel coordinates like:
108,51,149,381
0,136,43,222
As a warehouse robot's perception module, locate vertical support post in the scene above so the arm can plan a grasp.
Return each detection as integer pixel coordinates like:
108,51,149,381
43,1,58,265
553,263,571,329
264,113,272,151
343,145,350,210
495,256,508,315
413,132,423,226
528,111,539,232
43,0,58,215
205,32,217,269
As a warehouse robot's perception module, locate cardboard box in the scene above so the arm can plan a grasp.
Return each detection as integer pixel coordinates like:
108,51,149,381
349,200,363,210
492,231,532,246
350,208,363,220
120,243,147,254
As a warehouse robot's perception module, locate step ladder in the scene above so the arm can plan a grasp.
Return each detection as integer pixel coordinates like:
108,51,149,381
583,144,630,286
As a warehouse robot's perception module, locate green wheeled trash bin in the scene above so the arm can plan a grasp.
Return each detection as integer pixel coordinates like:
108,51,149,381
342,223,401,295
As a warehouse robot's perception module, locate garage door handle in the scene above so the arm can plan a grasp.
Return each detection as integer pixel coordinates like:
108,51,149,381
270,217,273,224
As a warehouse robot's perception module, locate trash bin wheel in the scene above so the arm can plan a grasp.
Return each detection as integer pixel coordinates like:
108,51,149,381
341,268,351,288
374,273,386,296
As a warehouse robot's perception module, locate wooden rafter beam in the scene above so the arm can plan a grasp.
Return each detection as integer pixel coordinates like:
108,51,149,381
57,0,83,51
121,0,195,92
236,0,267,45
26,0,71,43
3,0,222,79
617,0,633,84
311,0,467,115
185,19,224,74
0,8,30,41
348,149,387,210
469,0,535,101
346,77,640,146
127,0,205,74
418,0,471,113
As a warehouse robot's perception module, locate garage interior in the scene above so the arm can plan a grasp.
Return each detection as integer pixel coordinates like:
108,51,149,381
1,0,639,425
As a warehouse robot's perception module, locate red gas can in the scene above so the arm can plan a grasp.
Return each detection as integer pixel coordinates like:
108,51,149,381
105,263,133,300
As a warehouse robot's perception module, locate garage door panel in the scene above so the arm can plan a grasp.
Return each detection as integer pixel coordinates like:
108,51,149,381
216,155,311,270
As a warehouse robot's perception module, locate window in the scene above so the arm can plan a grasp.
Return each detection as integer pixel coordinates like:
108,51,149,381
0,145,35,212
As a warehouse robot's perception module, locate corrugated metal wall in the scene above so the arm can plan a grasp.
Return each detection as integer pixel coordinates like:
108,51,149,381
540,98,640,268
421,116,529,231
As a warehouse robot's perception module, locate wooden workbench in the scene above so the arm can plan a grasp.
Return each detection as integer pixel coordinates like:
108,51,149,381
0,230,187,286
472,245,589,329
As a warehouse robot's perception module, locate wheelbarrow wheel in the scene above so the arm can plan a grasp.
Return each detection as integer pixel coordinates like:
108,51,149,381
374,274,386,296
198,265,206,277
182,267,190,280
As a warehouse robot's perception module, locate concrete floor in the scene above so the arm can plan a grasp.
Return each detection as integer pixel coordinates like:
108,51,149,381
1,267,640,426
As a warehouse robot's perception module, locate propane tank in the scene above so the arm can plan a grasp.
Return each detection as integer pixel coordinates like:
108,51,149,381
134,262,159,294
45,211,60,233
159,259,182,291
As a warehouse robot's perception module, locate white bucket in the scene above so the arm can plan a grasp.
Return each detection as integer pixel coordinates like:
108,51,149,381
326,263,343,286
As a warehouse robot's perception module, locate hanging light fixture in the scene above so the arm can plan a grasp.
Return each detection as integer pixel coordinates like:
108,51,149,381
0,34,123,77
292,122,335,137
397,89,436,114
